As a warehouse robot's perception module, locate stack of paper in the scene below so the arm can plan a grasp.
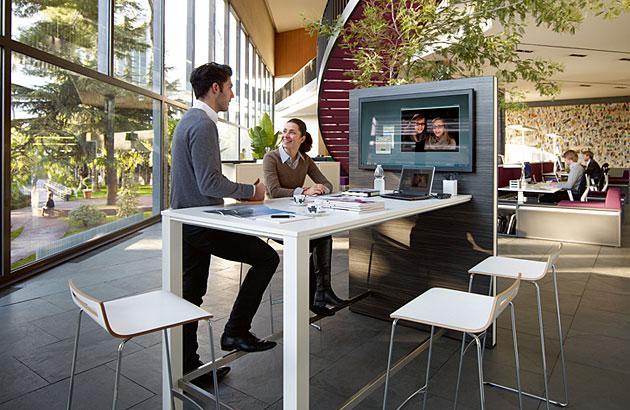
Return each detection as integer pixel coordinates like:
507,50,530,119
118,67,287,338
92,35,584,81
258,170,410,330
318,195,385,212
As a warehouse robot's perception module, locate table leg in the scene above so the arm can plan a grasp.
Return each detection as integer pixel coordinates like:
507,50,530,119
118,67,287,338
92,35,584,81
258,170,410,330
162,217,183,410
283,235,310,410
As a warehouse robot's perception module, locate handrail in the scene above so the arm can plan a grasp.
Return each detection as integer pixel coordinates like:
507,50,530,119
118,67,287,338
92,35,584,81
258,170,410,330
274,58,317,104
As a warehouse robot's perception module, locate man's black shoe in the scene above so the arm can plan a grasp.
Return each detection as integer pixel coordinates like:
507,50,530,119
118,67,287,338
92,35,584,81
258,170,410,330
310,303,335,317
183,361,230,388
220,332,277,352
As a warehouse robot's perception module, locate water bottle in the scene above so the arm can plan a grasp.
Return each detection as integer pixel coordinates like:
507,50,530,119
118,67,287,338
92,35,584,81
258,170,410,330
374,164,385,193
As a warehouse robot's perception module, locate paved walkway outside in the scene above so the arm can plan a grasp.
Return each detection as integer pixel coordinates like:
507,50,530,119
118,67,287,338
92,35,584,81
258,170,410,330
10,195,153,264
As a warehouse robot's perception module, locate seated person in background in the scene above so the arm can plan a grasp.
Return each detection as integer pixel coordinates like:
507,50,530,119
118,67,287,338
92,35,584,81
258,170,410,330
263,118,348,316
582,150,603,189
42,191,55,216
542,149,585,202
425,117,457,151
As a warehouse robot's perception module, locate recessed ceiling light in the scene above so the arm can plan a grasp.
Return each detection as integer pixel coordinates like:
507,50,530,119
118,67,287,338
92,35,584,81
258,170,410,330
569,53,587,57
579,84,592,87
516,49,534,53
620,57,630,61
614,86,627,89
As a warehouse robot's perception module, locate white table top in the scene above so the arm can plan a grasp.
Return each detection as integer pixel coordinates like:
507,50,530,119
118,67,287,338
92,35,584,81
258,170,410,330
498,183,561,194
161,195,472,239
468,256,549,281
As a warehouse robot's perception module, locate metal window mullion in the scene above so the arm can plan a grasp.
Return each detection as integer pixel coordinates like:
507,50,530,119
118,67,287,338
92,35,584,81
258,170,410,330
209,0,216,62
109,0,114,77
2,45,10,278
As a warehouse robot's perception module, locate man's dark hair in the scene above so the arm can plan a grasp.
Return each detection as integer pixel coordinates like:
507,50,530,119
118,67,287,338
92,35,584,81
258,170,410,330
582,150,594,159
189,63,232,99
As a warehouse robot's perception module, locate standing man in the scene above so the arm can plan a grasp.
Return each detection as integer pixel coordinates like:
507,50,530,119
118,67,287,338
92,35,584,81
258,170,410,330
170,63,279,386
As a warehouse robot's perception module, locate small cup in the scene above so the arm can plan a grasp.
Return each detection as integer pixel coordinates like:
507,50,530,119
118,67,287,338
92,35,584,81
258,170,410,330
306,204,320,215
293,194,306,205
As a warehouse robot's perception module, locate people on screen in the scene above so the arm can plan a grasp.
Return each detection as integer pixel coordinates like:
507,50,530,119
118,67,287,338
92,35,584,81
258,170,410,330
425,117,457,151
401,113,429,152
263,118,348,316
170,62,279,387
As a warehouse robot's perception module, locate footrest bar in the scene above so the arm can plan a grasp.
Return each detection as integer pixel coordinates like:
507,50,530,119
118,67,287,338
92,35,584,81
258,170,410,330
182,291,372,382
484,381,568,407
179,380,236,410
338,328,446,410
396,384,427,410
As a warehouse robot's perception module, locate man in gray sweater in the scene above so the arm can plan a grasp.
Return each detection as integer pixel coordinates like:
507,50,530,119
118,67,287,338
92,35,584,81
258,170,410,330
170,63,279,385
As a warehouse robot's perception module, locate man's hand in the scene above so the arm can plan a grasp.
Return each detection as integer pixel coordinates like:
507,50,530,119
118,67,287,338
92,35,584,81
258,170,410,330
304,184,326,196
252,180,266,201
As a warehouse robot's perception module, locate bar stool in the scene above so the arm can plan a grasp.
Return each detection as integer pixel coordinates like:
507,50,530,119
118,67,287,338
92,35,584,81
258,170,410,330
67,281,220,410
467,244,567,409
382,275,523,410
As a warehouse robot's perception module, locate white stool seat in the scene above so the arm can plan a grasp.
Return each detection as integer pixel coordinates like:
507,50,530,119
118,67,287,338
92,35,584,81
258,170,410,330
67,281,220,410
469,256,547,281
391,288,495,334
103,290,212,338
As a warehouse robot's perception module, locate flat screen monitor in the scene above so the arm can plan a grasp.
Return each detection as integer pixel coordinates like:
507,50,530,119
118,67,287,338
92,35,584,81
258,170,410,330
358,89,474,172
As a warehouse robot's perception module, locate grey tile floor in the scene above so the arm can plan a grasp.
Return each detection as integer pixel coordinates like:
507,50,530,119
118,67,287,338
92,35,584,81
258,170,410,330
1,209,629,409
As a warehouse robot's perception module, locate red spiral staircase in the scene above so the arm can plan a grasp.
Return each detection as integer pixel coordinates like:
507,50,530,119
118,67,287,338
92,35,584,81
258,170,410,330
317,0,387,186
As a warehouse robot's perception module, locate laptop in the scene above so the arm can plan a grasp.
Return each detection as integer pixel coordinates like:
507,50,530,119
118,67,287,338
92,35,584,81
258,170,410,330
381,166,435,201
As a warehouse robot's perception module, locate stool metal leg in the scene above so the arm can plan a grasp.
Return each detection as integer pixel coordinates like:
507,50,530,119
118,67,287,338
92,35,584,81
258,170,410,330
453,333,467,409
472,334,486,410
382,319,398,410
454,273,476,409
509,302,524,410
67,310,83,410
534,282,552,410
421,326,435,410
208,320,221,410
112,338,129,410
162,330,176,410
552,265,569,406
393,325,435,410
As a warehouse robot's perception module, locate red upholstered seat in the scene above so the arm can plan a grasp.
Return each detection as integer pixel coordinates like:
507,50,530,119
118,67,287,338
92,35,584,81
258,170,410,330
608,170,629,185
558,188,621,210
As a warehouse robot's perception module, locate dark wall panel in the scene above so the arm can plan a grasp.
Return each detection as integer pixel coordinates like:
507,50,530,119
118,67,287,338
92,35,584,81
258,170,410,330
348,77,498,322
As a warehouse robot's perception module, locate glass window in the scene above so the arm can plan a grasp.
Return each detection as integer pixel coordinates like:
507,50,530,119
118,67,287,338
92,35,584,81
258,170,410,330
11,0,103,71
217,121,238,161
10,52,158,271
165,0,193,104
114,0,158,91
195,0,210,67
228,10,238,124
240,29,248,128
214,0,225,64
248,41,255,127
255,53,262,123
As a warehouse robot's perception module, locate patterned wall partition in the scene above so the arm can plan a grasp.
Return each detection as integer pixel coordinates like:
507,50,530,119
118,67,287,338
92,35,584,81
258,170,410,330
506,102,630,167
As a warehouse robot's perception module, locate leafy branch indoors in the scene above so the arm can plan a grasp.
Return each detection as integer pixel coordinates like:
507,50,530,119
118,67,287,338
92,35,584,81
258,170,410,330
307,0,630,101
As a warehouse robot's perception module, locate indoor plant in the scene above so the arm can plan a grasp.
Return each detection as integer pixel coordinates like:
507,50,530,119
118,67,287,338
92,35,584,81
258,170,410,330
249,113,280,160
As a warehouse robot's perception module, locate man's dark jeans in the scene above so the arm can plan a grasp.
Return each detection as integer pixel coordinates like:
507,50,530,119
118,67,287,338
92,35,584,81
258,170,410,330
182,225,279,368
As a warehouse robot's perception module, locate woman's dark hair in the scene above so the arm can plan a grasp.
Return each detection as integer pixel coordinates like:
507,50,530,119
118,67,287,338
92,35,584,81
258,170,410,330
287,118,313,154
190,63,232,99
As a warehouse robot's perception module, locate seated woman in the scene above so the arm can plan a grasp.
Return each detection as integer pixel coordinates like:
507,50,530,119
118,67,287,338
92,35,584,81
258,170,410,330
263,118,347,316
425,117,457,151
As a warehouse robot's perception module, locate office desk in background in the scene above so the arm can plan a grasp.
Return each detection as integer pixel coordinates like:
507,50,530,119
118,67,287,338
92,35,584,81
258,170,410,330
499,183,562,204
161,195,471,409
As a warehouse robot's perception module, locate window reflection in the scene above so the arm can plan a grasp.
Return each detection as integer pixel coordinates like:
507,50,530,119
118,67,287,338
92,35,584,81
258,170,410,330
11,0,102,70
10,52,158,271
114,0,158,91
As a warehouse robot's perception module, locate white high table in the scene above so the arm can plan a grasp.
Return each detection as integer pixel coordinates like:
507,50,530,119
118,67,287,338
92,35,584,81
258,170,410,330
161,194,472,409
